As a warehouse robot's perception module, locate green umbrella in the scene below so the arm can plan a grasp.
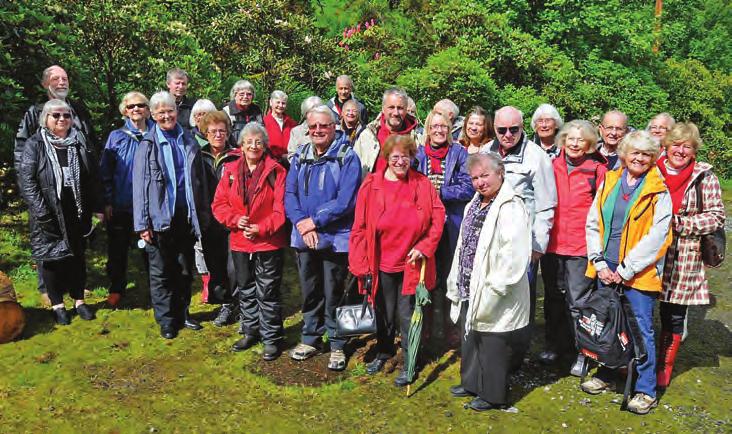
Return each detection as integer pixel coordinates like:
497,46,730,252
406,259,430,396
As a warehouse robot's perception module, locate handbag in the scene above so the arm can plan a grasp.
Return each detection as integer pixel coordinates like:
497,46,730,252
335,275,376,337
694,172,726,267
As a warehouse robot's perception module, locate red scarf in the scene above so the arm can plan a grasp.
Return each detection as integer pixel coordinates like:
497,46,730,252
376,115,392,146
657,156,695,214
424,140,449,175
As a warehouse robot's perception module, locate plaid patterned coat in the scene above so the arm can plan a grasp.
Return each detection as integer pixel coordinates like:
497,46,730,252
661,162,726,305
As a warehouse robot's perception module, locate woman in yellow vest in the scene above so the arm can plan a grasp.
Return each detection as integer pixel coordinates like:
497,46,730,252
581,130,672,415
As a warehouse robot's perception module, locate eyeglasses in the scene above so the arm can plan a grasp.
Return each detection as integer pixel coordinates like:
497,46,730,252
389,155,411,163
496,126,521,135
243,140,265,148
50,113,72,120
207,129,228,137
126,103,148,110
536,118,555,125
431,125,449,131
307,123,334,131
649,125,668,132
154,109,175,117
602,126,625,133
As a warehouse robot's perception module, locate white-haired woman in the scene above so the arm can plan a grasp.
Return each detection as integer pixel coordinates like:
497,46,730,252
20,99,102,325
582,131,672,415
530,103,564,159
646,113,675,144
223,80,263,145
263,90,297,162
189,99,218,147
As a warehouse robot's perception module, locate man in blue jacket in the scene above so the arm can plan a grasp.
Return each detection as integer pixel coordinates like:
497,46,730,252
132,91,211,339
285,105,362,371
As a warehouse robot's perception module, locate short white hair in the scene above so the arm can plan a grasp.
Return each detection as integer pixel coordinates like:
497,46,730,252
336,75,353,87
618,130,661,164
190,99,217,127
306,105,337,124
270,90,288,103
149,91,176,114
531,103,564,130
494,106,524,122
40,99,71,124
300,96,323,118
435,99,460,118
229,80,256,100
646,112,675,130
382,87,408,108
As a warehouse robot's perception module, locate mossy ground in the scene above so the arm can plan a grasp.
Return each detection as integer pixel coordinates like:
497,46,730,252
0,187,730,433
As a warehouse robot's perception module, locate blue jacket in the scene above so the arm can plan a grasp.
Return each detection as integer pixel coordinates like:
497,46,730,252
285,131,361,252
132,123,211,238
100,118,154,212
415,143,474,255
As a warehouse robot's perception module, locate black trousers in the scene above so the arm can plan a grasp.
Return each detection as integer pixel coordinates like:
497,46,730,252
42,254,86,305
540,254,594,353
232,250,284,344
296,249,348,350
144,214,195,329
200,223,236,300
529,260,539,326
429,234,455,340
106,211,147,294
375,271,415,360
659,302,688,334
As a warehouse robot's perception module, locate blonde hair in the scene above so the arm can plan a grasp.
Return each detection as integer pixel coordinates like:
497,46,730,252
424,110,453,140
555,120,599,152
662,122,702,153
617,130,661,164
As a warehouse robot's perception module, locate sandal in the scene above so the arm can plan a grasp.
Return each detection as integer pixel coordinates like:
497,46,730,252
328,350,346,371
289,343,319,361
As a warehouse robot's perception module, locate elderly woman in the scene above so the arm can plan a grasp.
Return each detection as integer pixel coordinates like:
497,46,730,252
133,91,211,339
288,95,324,156
538,120,608,373
656,122,725,389
19,99,101,324
263,90,297,162
224,80,264,145
338,99,365,142
647,113,675,144
582,130,672,415
197,111,239,324
415,110,474,344
350,134,445,386
189,99,218,147
100,91,154,306
446,152,532,411
458,106,494,154
531,103,564,159
212,123,288,360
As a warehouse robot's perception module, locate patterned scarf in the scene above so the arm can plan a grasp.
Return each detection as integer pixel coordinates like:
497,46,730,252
424,139,449,174
238,155,265,207
41,127,83,218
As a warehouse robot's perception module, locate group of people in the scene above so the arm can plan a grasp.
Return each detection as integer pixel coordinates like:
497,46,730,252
14,65,725,414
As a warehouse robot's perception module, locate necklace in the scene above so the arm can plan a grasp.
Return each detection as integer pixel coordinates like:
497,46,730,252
621,176,638,200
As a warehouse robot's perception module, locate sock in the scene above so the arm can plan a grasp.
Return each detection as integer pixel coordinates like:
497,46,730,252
52,303,65,310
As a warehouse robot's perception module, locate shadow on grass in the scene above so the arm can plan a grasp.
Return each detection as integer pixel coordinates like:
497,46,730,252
19,307,55,339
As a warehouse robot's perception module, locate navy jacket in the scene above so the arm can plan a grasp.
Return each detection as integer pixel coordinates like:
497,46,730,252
132,123,211,238
285,131,361,252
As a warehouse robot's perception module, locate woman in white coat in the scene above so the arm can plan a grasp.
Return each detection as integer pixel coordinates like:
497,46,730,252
446,152,532,411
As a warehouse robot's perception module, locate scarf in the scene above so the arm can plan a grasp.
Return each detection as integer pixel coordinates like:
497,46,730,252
424,140,449,175
41,127,83,218
238,155,265,207
657,156,695,214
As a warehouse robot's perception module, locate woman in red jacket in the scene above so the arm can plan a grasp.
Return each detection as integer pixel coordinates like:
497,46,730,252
212,122,288,361
263,90,297,163
539,120,607,375
349,134,446,387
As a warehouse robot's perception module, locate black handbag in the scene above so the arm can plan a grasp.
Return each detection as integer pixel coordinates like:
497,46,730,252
695,172,726,267
335,275,376,337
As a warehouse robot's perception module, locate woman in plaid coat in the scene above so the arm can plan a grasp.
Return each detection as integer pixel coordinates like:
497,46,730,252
656,122,726,389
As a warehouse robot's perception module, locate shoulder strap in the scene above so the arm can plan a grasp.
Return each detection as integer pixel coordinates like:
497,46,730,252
694,170,705,213
298,143,311,165
336,142,351,167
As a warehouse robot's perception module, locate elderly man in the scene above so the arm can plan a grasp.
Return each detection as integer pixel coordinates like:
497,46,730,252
285,105,362,371
484,106,557,327
133,91,211,339
434,99,464,141
327,75,368,124
647,112,675,144
166,68,196,130
598,110,628,170
354,87,419,176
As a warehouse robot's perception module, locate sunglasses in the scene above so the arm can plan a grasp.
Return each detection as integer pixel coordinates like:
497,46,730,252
126,103,148,110
496,126,521,135
50,113,72,120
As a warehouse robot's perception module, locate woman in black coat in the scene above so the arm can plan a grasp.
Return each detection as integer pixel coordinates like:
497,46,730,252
19,99,101,325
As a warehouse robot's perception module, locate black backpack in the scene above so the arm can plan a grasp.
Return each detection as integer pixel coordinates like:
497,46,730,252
574,284,646,408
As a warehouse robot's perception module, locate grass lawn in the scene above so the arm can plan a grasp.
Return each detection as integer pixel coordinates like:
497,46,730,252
0,185,730,433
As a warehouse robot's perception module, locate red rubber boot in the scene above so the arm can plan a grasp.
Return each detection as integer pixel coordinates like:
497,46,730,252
657,331,682,388
200,273,210,304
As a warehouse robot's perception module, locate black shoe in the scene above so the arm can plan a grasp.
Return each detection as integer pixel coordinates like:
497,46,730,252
53,307,71,325
237,321,246,335
213,304,236,327
538,350,559,365
262,343,281,361
366,359,386,375
160,326,178,339
184,318,203,331
232,335,260,352
450,384,473,398
465,397,501,412
394,369,412,387
75,303,96,321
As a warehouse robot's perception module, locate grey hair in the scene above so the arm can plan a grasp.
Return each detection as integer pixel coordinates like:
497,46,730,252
237,122,270,148
602,110,628,127
617,130,661,164
300,96,324,118
531,103,564,130
189,99,217,127
40,99,71,124
149,91,177,114
166,68,189,83
118,91,148,116
494,106,524,123
270,90,288,104
435,99,460,118
407,96,417,112
555,119,599,152
306,104,337,124
382,87,409,108
467,151,505,178
41,65,65,84
336,75,353,87
229,80,256,100
646,112,675,130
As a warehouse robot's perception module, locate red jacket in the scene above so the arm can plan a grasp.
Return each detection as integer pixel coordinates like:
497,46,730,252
547,149,608,256
212,155,288,252
263,112,297,160
349,169,446,302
